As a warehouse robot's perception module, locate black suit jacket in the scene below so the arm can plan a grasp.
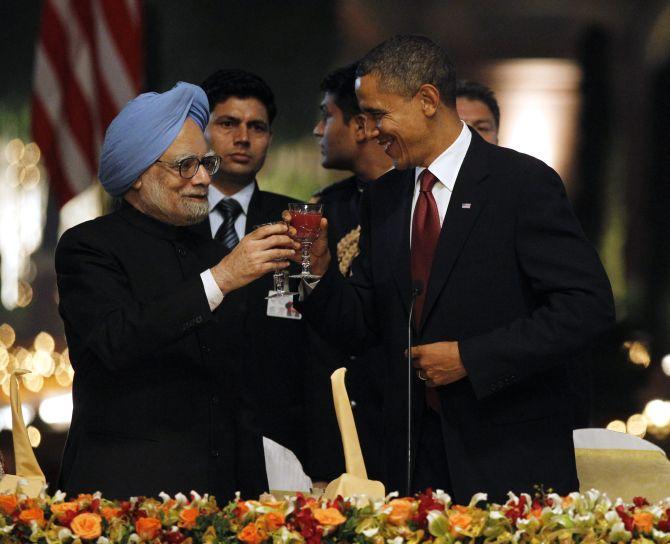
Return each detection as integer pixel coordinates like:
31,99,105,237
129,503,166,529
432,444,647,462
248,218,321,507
55,202,267,500
300,129,615,502
190,185,307,459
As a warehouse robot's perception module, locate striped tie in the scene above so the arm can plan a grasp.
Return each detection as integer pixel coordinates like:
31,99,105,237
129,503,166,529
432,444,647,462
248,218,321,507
215,198,243,250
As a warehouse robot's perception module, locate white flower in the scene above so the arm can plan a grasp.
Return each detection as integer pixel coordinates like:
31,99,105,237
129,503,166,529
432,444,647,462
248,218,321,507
190,490,202,502
97,537,110,544
52,490,67,503
386,536,404,544
468,493,487,507
489,511,504,520
604,510,619,523
506,491,519,505
174,493,188,505
128,534,141,543
434,490,451,506
58,528,73,540
0,525,15,534
653,528,670,540
159,492,172,503
362,527,379,537
385,491,399,500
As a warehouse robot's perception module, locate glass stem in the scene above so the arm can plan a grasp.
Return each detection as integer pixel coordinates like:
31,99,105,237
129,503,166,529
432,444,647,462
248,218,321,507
274,270,285,295
301,242,312,275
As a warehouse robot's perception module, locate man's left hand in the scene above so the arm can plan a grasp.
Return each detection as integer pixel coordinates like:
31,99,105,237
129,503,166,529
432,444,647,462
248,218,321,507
408,341,467,387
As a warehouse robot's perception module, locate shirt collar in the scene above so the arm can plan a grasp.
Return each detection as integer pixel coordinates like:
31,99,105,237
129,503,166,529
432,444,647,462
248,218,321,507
414,121,472,190
208,180,256,215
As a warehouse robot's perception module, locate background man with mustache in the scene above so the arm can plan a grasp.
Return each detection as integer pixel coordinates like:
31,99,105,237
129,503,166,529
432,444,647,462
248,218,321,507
195,69,309,467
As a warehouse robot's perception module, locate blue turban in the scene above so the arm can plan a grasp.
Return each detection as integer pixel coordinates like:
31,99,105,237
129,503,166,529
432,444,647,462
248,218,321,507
98,81,210,197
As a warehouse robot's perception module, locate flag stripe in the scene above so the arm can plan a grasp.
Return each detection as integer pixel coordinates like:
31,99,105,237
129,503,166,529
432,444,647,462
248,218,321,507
31,0,143,206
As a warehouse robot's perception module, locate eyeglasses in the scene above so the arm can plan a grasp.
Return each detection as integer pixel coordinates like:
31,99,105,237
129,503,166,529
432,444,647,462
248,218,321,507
156,155,220,179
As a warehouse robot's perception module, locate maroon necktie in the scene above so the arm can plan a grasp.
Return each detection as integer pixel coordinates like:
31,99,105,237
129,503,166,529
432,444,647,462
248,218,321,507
411,169,442,411
411,169,441,325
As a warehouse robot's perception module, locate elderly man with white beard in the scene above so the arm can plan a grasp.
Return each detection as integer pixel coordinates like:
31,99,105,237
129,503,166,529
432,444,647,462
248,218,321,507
55,82,296,500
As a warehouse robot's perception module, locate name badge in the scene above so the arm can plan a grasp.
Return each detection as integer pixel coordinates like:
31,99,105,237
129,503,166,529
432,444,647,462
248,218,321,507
266,293,302,320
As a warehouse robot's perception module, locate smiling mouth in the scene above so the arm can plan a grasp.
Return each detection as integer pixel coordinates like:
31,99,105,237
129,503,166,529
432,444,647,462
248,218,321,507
183,193,208,200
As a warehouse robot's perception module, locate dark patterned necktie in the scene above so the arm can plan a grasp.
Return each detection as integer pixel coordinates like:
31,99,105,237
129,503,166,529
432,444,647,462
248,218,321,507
411,169,441,325
215,198,243,250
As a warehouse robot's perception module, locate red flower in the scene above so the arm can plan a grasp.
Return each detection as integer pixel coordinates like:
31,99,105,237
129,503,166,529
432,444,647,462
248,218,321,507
165,530,186,544
633,497,649,508
290,504,323,544
658,509,670,532
412,489,444,527
504,495,527,525
615,505,635,532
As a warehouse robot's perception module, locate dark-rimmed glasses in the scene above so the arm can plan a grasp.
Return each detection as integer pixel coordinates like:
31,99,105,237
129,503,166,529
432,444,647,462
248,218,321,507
156,155,220,179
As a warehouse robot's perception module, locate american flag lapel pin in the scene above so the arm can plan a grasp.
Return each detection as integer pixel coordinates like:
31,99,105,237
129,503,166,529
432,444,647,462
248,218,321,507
462,202,472,209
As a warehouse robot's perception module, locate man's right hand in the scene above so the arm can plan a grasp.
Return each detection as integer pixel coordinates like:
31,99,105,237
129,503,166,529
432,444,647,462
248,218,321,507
281,211,331,277
210,223,298,294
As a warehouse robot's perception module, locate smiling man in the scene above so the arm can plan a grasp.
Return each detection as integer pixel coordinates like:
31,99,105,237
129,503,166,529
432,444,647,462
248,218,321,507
196,69,308,465
56,82,296,499
296,36,615,502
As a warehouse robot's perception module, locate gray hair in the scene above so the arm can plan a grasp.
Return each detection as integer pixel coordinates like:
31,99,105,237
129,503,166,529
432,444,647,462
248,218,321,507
356,35,457,106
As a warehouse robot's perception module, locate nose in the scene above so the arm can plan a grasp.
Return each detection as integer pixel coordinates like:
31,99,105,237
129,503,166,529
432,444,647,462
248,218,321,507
313,119,324,137
192,162,211,187
234,124,249,145
363,115,380,139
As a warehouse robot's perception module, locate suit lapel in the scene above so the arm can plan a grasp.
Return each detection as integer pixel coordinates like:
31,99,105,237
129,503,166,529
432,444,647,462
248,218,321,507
389,170,415,317
419,132,490,331
244,182,267,235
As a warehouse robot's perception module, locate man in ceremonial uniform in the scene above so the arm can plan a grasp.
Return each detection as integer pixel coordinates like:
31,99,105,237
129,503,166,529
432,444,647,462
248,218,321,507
195,69,307,462
305,63,393,482
56,82,296,499
297,36,615,502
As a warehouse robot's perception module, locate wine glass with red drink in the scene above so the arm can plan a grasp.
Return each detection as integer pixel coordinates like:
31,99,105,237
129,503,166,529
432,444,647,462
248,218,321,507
288,202,323,280
253,222,298,299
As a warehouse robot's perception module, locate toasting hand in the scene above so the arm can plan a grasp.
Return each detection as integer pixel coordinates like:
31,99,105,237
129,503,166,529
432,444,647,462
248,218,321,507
282,210,331,277
211,222,298,294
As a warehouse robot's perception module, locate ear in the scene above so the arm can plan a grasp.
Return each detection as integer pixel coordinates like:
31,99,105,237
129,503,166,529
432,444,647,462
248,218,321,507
131,178,142,190
352,114,367,143
417,83,440,118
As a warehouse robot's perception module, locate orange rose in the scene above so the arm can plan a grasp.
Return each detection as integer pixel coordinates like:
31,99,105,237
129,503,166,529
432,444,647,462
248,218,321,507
178,507,199,530
235,500,250,518
313,507,347,526
101,506,123,522
238,522,268,544
0,495,18,515
261,512,285,531
449,512,472,536
71,513,102,540
51,501,79,520
387,499,414,526
634,512,654,534
136,516,162,540
19,507,45,527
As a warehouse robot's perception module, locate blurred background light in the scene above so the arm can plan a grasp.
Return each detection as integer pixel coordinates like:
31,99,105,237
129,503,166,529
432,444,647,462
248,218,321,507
0,403,35,431
606,420,627,433
38,393,72,430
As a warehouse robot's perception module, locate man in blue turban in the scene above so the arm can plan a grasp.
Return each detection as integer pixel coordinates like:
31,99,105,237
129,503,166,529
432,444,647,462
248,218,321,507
55,82,296,500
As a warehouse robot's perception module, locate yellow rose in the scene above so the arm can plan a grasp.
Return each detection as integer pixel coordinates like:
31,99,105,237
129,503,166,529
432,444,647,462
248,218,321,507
313,507,347,526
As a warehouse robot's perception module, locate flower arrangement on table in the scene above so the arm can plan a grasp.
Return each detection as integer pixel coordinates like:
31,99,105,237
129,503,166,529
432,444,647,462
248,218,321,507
0,488,669,543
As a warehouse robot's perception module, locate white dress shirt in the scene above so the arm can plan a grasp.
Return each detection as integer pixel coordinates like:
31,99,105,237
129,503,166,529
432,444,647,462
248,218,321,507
410,121,472,241
199,181,256,311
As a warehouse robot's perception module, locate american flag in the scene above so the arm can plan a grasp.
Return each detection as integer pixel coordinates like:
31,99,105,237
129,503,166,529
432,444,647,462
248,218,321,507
31,0,143,206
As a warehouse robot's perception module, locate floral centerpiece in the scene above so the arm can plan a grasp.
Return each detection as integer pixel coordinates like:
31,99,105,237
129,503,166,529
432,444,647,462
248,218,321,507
0,487,669,543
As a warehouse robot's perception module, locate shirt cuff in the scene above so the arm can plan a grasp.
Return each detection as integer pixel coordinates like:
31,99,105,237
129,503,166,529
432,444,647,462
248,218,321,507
200,269,224,311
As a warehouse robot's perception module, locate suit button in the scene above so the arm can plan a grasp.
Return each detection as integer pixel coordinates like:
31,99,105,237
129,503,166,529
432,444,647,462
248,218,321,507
349,355,356,361
211,449,220,458
350,400,357,408
212,395,220,405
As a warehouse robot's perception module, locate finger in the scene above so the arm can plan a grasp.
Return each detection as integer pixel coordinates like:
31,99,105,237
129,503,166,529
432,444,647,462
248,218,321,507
248,222,288,240
257,234,295,250
263,248,297,261
281,210,292,223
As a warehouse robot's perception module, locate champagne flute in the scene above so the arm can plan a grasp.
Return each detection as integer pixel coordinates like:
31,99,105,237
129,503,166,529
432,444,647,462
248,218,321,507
288,203,323,280
253,222,298,299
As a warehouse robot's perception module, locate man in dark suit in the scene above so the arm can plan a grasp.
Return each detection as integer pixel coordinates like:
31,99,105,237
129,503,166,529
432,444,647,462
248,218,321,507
56,82,296,499
456,80,500,145
196,69,307,462
295,36,615,503
306,63,393,483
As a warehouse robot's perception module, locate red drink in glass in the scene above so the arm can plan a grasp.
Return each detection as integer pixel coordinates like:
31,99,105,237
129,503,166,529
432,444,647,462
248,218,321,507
290,211,322,242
